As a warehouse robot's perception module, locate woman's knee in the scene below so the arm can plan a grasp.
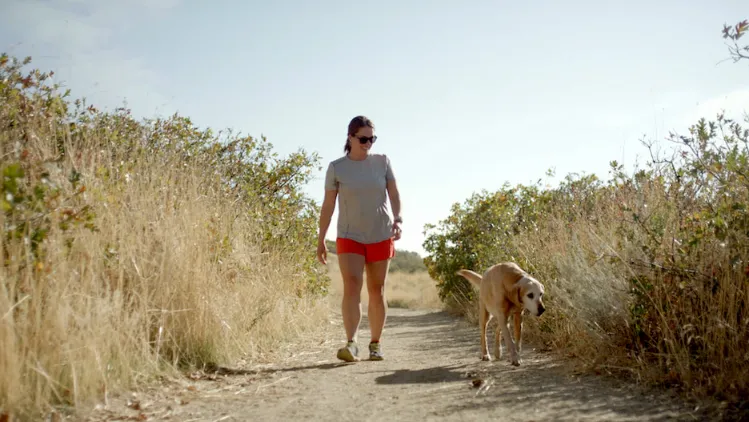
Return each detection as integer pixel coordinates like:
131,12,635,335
342,275,363,296
367,282,385,298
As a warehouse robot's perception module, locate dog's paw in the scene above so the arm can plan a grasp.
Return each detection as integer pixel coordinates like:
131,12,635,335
481,354,491,361
510,358,520,367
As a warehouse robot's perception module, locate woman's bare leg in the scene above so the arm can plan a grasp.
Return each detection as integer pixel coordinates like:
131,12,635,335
365,258,391,343
338,253,366,342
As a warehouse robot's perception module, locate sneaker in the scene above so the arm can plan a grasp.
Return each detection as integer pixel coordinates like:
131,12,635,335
336,341,359,362
369,342,384,361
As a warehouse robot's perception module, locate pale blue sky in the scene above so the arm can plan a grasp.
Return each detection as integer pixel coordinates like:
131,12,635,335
2,0,748,256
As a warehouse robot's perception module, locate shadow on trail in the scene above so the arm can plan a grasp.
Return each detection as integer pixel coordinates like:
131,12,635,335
433,361,712,422
380,310,716,421
373,363,470,385
205,362,349,377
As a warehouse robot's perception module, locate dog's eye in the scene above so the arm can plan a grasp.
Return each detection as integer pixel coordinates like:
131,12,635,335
527,293,534,299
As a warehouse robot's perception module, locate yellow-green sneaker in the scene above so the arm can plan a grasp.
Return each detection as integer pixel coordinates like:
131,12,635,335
336,341,359,362
369,342,384,361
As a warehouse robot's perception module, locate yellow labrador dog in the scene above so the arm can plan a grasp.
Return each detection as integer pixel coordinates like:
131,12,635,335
456,262,545,366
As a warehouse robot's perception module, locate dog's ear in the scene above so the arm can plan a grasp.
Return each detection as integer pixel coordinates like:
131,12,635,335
510,282,524,307
517,284,523,304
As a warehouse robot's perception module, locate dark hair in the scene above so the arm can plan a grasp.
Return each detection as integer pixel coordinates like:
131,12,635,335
344,115,375,154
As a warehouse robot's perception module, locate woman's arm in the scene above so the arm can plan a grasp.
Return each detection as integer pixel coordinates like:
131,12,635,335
387,179,402,240
319,162,338,246
318,189,338,245
385,155,401,223
386,179,401,221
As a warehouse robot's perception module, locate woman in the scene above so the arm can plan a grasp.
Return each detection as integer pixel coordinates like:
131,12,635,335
316,115,402,362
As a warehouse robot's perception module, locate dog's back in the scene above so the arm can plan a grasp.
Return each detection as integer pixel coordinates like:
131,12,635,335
456,262,525,289
486,262,525,289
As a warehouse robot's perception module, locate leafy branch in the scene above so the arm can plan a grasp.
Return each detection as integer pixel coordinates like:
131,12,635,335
722,19,749,62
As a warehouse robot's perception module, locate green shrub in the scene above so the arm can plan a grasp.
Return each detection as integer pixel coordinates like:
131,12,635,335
324,238,426,273
389,249,426,273
0,54,329,419
423,20,749,405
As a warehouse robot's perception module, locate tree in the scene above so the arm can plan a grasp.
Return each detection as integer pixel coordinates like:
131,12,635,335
722,19,748,63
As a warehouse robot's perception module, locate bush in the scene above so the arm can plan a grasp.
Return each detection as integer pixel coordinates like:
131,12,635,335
423,21,749,405
0,54,329,419
425,118,749,403
389,249,427,273
324,239,427,273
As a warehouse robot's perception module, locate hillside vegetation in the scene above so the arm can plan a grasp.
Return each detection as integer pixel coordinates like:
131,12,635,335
0,55,330,419
325,239,427,273
323,241,439,309
324,253,441,311
423,20,749,406
3,18,747,419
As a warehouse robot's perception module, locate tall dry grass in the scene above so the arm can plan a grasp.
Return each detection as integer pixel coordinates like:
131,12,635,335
425,122,749,406
325,253,442,311
509,172,749,403
0,55,329,419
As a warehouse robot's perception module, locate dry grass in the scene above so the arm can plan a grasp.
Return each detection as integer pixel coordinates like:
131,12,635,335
0,57,330,420
0,147,329,419
429,168,749,406
424,119,749,413
324,253,442,311
506,214,640,366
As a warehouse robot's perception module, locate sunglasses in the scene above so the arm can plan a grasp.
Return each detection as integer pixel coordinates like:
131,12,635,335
356,135,377,144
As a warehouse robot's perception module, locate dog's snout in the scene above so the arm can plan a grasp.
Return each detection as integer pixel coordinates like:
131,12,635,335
537,305,545,316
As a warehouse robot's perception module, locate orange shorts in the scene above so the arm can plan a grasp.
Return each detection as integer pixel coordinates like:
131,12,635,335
336,237,395,263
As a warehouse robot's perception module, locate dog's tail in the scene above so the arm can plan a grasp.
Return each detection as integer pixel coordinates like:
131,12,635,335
456,269,483,287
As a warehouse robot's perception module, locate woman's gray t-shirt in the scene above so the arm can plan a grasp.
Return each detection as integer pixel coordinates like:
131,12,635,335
324,153,396,244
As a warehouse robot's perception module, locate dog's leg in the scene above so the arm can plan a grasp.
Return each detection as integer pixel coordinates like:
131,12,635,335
493,320,502,360
513,312,523,364
513,311,523,357
479,303,491,361
498,314,519,366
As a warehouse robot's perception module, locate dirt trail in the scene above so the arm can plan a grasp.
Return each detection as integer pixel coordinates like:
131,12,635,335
82,305,725,422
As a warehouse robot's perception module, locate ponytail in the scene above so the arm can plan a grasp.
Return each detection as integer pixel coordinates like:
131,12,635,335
344,138,351,154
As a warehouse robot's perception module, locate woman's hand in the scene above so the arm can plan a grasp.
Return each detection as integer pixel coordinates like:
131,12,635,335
317,240,328,265
392,221,402,241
